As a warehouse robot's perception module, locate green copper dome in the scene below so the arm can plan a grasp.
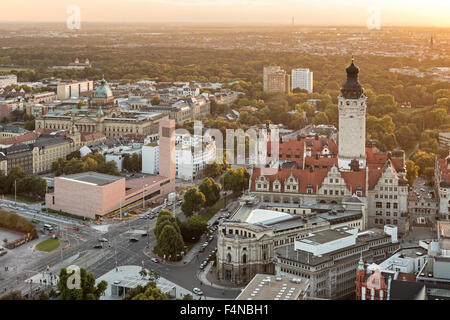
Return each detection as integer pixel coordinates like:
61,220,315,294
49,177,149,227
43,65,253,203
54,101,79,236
94,76,113,99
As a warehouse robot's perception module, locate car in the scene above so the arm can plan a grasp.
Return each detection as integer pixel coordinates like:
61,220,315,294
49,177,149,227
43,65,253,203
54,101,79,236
203,242,209,246
420,188,425,192
129,238,139,242
141,233,148,237
193,288,203,295
98,238,108,242
199,264,205,270
151,258,159,263
198,248,204,253
203,260,208,265
93,244,103,249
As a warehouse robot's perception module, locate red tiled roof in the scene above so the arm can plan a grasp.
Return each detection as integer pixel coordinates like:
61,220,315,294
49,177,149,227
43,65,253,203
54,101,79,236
81,132,106,142
251,165,366,195
0,132,39,146
267,137,338,167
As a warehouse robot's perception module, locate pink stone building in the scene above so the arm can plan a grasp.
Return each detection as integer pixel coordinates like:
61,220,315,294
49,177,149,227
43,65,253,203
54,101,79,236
45,119,176,219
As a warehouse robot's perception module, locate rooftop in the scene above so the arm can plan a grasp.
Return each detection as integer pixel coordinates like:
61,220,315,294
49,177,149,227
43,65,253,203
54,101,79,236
236,274,309,301
61,171,123,186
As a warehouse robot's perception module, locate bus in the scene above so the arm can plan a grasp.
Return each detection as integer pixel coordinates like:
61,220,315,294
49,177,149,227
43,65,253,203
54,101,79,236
43,224,53,231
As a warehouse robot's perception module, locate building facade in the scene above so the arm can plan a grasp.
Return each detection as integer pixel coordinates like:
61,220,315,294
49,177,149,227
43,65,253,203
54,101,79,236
291,68,313,93
435,155,450,220
263,66,290,94
275,226,400,299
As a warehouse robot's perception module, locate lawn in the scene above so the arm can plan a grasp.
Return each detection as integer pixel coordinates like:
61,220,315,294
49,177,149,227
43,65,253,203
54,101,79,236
199,194,233,222
3,194,41,204
36,238,60,252
0,66,33,72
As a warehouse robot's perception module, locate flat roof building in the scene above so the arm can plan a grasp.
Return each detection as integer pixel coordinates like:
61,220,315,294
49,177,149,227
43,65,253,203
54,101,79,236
236,274,309,300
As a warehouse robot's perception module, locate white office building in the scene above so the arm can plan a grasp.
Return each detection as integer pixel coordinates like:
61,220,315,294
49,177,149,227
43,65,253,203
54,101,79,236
142,142,160,174
141,133,216,181
291,68,313,93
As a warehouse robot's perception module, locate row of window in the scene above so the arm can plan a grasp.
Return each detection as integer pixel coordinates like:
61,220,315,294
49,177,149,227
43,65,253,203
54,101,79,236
374,218,398,225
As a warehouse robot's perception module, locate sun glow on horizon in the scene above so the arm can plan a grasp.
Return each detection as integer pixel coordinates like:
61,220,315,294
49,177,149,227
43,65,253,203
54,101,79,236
0,0,449,27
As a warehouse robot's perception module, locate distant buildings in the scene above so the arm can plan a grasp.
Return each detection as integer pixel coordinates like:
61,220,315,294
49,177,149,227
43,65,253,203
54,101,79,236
263,66,290,94
52,58,91,70
291,68,313,93
56,79,94,100
0,75,17,88
142,133,216,181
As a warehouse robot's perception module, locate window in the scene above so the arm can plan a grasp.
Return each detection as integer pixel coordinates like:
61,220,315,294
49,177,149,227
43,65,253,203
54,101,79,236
376,202,382,208
227,253,232,263
386,203,391,209
393,203,398,209
242,254,247,264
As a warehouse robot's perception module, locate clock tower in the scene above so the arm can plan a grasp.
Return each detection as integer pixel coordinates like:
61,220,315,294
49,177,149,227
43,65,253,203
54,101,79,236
338,59,367,170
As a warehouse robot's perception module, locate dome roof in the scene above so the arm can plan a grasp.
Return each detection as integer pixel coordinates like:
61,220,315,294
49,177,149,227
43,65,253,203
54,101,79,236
341,59,363,99
94,77,113,99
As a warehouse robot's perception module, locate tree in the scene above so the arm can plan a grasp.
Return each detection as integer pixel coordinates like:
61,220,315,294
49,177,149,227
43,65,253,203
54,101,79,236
57,267,107,300
151,95,161,105
203,162,223,178
411,150,435,175
157,224,185,260
396,126,415,150
132,286,167,300
124,281,167,300
222,167,250,197
0,290,24,300
198,177,220,207
423,167,435,182
181,188,206,216
405,160,419,189
139,269,148,279
182,293,193,300
312,112,329,125
180,214,208,242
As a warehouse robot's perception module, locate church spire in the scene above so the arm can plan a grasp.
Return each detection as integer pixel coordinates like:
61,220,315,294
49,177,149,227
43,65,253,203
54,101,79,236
358,254,364,270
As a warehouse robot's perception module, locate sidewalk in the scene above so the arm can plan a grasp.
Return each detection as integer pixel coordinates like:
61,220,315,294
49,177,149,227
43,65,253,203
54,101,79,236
197,262,243,292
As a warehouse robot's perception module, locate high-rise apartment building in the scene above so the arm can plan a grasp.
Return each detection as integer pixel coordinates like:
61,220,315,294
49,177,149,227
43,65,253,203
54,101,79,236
263,66,290,94
291,68,313,93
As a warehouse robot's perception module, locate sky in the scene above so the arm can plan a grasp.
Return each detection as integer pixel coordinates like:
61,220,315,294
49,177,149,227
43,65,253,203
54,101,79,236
1,0,450,27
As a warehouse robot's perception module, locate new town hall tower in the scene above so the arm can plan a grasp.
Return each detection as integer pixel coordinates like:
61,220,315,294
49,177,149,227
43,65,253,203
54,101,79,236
338,59,367,170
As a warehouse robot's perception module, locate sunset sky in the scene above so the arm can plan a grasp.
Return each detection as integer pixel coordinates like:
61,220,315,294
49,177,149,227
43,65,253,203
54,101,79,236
1,0,450,27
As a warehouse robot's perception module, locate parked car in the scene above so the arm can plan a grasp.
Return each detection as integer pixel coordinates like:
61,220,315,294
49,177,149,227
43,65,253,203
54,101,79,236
151,258,159,263
129,238,139,242
98,238,108,242
93,244,103,249
193,288,203,295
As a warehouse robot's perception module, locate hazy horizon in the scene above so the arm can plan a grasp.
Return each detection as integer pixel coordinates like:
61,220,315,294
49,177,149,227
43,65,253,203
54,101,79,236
1,0,450,28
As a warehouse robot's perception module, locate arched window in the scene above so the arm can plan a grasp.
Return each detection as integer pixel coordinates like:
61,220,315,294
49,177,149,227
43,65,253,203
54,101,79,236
227,253,232,263
242,254,247,264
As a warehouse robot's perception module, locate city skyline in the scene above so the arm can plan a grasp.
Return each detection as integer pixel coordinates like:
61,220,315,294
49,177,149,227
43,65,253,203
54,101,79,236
1,0,450,27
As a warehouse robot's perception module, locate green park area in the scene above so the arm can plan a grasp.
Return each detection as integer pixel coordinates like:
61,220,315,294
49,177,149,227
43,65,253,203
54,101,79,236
36,238,60,252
